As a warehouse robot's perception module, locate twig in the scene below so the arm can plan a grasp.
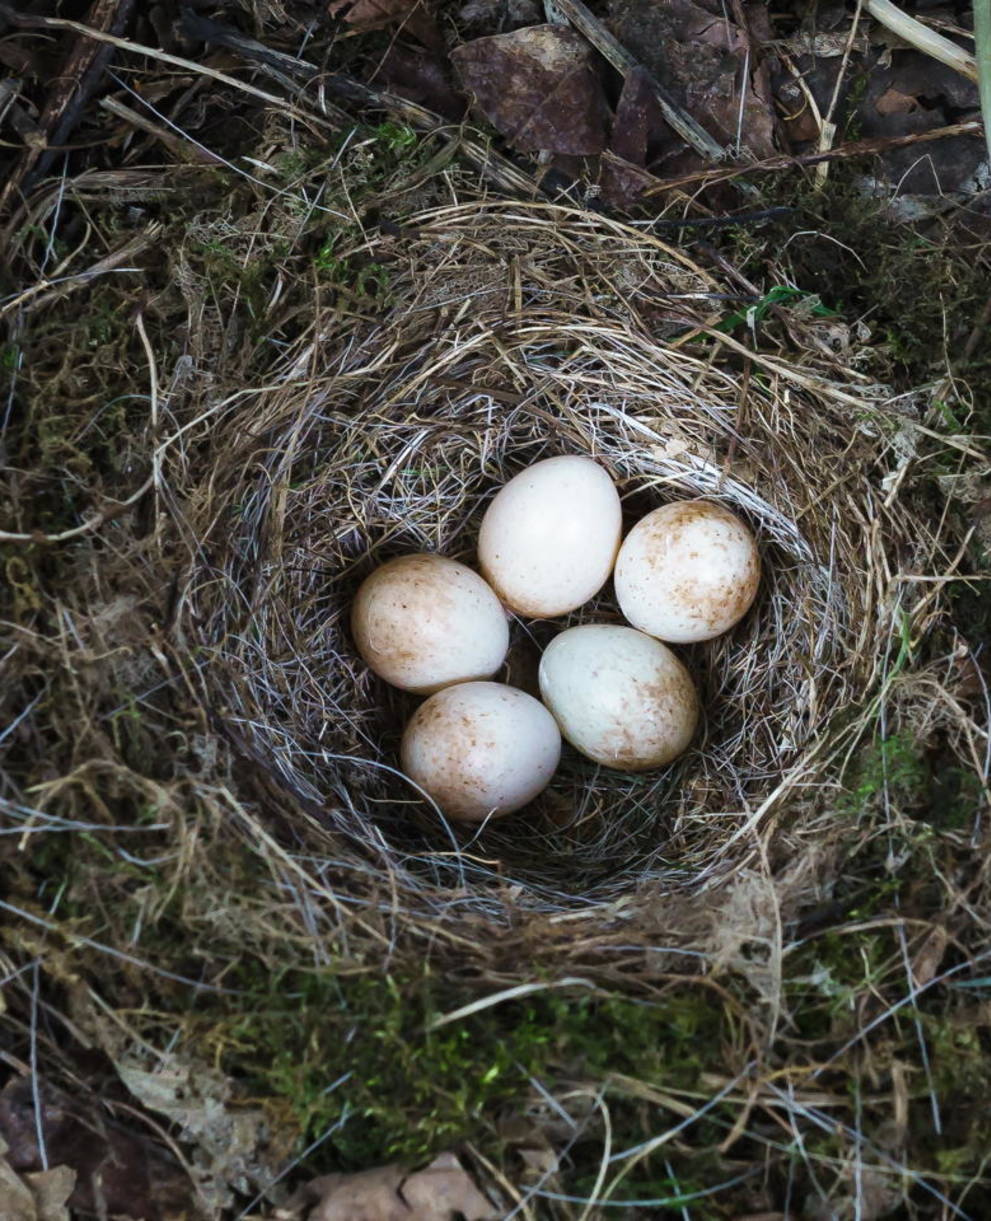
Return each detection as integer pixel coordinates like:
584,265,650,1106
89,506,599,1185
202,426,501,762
976,0,991,166
643,119,983,194
30,962,48,1172
0,899,243,993
816,0,865,187
866,0,978,81
430,978,596,1029
98,96,225,164
0,477,154,544
549,0,726,162
0,0,137,211
178,10,551,200
301,74,550,200
0,6,340,134
0,224,160,317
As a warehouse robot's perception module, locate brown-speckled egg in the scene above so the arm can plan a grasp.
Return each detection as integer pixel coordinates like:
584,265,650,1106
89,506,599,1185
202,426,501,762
400,682,561,821
538,624,698,771
351,554,509,693
614,501,760,643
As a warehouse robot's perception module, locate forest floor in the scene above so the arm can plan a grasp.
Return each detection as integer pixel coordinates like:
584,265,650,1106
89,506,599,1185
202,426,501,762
1,1,990,1219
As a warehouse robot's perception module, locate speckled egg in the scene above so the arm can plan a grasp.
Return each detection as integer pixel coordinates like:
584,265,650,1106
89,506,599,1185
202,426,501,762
614,500,760,643
401,682,561,821
538,624,699,771
351,554,509,693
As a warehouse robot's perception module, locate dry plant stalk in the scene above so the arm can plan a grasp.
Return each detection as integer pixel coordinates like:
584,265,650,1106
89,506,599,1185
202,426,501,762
167,201,967,929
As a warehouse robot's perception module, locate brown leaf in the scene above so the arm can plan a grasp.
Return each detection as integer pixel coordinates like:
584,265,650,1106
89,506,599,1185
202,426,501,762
0,1076,193,1221
608,0,776,158
875,86,919,116
601,68,665,208
0,1144,41,1221
282,1153,498,1221
452,26,608,154
327,0,443,49
372,46,467,120
911,925,949,989
599,153,655,210
23,1167,76,1221
0,1139,75,1221
610,68,654,166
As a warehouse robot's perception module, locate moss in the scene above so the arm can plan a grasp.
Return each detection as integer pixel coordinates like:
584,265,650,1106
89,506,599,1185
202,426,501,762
723,168,991,423
194,966,730,1168
839,731,930,818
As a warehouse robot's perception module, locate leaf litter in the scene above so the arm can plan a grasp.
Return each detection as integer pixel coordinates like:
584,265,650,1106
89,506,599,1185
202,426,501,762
452,24,608,154
0,1139,73,1221
274,1153,497,1221
0,1076,194,1220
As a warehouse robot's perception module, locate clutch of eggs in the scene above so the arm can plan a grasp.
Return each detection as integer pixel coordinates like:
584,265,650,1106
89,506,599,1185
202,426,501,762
348,459,762,819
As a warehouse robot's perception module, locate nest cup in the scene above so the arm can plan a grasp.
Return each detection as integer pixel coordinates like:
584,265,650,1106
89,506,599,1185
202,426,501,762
182,201,917,916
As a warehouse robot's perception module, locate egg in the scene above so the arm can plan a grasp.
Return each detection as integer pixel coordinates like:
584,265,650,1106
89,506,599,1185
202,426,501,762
538,624,698,771
478,455,622,618
401,682,561,821
351,554,509,693
614,500,760,644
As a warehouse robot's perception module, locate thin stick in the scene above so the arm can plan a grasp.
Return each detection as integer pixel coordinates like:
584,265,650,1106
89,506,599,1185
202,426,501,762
816,0,865,187
430,977,596,1029
98,96,225,164
975,0,991,166
135,310,162,531
0,6,339,131
867,0,978,81
549,0,726,162
0,475,154,543
643,119,983,194
30,962,48,1171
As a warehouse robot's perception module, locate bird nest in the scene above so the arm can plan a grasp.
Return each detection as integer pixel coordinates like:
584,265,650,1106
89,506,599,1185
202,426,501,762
176,200,946,923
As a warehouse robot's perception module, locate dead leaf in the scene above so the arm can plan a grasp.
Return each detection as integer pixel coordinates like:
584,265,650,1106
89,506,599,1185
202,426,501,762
459,0,542,31
327,0,443,49
875,86,919,116
517,1145,559,1176
804,1163,904,1219
372,46,467,120
784,31,871,58
910,925,949,988
452,26,608,154
115,1055,277,1212
610,68,654,166
0,1139,42,1221
608,0,777,158
600,68,661,207
0,1076,192,1221
280,1153,498,1221
22,1166,75,1221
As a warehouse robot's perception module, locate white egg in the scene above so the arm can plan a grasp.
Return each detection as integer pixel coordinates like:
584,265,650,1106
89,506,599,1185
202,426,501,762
351,554,509,694
478,455,622,618
615,501,760,644
401,682,561,821
538,624,698,771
